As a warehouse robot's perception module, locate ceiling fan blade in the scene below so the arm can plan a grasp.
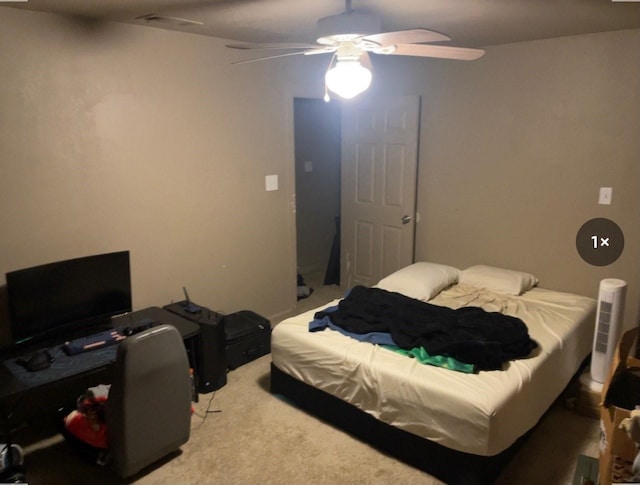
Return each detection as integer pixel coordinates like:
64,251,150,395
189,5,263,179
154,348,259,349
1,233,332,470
232,50,312,65
362,29,450,47
380,43,485,61
303,46,338,56
226,42,318,51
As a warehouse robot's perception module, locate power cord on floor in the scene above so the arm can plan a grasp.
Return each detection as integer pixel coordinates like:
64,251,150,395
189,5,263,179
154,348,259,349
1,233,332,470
191,391,222,431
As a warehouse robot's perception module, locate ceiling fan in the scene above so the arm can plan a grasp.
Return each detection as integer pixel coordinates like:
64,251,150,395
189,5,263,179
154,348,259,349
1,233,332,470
226,0,485,100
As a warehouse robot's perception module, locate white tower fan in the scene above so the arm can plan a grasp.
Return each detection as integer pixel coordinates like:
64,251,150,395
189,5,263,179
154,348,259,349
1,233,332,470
581,278,627,393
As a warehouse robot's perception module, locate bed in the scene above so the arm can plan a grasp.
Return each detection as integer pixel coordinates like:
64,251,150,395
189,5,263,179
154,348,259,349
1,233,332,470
270,263,596,484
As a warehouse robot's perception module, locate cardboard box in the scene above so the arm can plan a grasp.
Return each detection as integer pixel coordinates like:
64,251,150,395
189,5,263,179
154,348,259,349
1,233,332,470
600,328,640,485
577,384,602,419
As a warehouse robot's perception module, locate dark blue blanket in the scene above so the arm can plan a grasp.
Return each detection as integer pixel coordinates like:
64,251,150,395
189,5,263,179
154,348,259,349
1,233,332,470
313,286,537,371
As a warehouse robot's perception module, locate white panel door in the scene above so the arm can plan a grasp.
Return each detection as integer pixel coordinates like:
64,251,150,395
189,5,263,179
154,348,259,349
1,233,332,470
341,95,421,288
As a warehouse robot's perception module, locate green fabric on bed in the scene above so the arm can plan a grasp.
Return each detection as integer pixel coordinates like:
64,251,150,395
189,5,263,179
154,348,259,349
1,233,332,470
382,345,475,373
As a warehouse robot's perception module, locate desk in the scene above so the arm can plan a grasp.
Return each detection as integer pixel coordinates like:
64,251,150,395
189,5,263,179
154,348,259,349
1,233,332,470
113,306,200,341
0,307,199,414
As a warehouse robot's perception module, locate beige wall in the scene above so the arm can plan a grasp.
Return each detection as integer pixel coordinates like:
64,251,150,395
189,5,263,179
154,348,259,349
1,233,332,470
414,30,640,330
1,6,638,346
0,7,298,345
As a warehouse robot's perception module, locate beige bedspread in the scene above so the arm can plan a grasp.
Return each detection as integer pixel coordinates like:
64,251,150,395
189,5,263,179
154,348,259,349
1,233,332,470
271,284,596,456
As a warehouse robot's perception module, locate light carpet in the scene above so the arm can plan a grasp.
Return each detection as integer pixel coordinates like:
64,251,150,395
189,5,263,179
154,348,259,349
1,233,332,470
19,350,599,485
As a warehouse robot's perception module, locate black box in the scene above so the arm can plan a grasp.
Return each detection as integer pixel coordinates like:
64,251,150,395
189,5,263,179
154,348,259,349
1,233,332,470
163,301,227,393
224,311,271,369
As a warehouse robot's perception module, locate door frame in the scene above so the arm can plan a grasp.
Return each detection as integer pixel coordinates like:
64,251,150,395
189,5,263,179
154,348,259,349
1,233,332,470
285,94,421,312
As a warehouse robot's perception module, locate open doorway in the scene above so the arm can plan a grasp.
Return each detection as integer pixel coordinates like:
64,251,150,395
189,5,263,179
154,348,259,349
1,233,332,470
292,95,420,306
293,98,341,301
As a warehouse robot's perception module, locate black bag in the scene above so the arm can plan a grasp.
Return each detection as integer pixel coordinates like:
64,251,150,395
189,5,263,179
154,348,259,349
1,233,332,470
224,311,270,369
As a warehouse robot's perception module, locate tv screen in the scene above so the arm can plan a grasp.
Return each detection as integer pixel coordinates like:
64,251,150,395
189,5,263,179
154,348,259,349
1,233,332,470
6,251,132,345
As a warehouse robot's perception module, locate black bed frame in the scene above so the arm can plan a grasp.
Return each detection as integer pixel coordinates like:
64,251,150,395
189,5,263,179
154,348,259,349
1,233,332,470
270,362,529,485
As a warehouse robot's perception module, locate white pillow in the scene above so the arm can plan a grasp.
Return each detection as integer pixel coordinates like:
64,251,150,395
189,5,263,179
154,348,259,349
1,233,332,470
459,265,539,296
375,262,460,301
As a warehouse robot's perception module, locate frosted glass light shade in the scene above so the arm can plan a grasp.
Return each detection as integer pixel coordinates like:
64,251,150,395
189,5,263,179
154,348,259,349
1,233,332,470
325,60,372,99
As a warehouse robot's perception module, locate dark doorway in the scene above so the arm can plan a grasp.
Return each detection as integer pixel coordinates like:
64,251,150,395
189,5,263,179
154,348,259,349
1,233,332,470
293,98,341,295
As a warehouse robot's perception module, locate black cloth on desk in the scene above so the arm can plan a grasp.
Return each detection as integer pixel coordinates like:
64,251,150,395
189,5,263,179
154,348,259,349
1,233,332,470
2,345,117,396
0,363,22,399
314,286,537,371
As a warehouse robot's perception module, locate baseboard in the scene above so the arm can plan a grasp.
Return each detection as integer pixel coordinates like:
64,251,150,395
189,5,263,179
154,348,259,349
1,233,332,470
297,263,323,276
267,307,297,326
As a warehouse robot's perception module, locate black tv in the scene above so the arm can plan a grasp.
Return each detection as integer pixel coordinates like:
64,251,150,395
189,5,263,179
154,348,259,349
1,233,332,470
6,251,132,345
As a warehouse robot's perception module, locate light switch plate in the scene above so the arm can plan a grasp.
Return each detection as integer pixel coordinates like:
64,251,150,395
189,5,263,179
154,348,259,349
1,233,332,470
265,175,279,192
599,187,612,205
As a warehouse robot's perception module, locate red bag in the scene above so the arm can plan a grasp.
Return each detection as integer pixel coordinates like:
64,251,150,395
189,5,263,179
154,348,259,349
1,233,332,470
63,394,108,449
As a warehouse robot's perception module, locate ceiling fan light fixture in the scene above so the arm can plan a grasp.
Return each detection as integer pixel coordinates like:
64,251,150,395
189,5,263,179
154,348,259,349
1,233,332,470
325,59,372,99
316,11,380,45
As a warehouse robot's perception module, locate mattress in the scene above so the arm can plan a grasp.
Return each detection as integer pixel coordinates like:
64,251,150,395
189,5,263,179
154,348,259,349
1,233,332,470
271,283,596,456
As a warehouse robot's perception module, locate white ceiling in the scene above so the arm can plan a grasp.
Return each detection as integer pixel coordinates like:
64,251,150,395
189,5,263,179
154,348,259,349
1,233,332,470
9,0,640,47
